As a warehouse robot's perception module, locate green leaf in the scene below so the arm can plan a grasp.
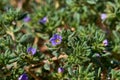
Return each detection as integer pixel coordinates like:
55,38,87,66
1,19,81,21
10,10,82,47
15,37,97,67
52,51,59,57
66,0,73,6
17,12,28,20
19,34,33,43
101,52,111,57
97,68,101,78
68,67,72,75
86,0,98,4
86,63,92,73
44,63,50,71
73,12,80,25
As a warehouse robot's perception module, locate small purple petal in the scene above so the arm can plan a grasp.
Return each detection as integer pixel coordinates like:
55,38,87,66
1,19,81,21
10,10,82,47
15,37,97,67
58,67,64,73
18,73,28,80
23,16,31,22
27,47,36,55
101,13,107,20
51,41,57,46
103,39,108,46
39,17,47,24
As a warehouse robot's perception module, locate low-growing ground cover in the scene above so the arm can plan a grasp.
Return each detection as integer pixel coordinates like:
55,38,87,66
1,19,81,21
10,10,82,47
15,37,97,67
1,0,120,80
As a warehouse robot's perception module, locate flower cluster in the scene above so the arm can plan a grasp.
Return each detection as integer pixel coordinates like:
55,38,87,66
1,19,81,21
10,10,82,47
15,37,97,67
27,47,36,55
23,16,31,22
18,73,28,80
39,17,47,24
50,34,62,46
103,39,108,46
58,67,64,73
101,13,107,20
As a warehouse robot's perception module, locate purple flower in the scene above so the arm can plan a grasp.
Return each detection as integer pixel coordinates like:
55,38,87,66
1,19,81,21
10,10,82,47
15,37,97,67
23,16,31,22
39,17,47,24
103,39,108,46
101,13,107,20
50,34,62,46
27,47,36,55
18,73,28,80
58,67,64,73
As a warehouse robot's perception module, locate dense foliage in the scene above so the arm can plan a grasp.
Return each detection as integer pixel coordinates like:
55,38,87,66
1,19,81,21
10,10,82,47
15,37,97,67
1,0,120,80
